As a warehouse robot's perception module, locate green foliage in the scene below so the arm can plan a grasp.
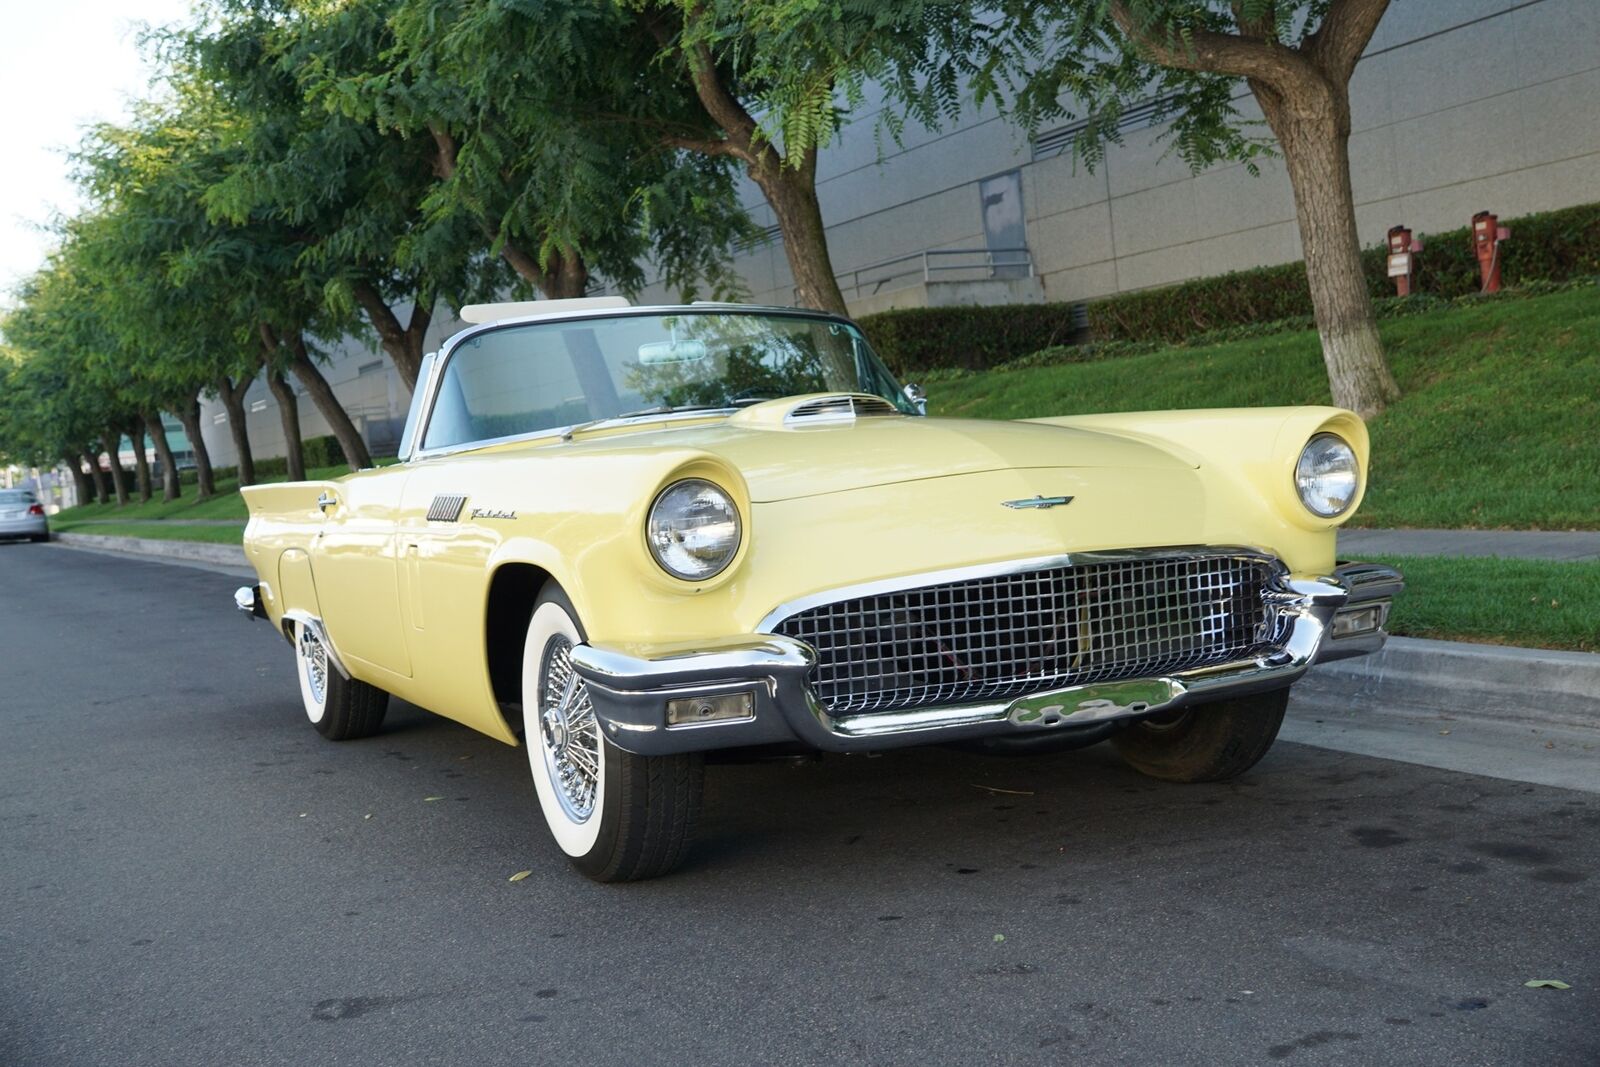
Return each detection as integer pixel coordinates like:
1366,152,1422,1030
299,435,344,469
1087,203,1600,343
857,303,1083,376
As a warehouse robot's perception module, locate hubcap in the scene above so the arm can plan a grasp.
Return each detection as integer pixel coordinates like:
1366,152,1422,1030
539,637,600,822
299,624,328,705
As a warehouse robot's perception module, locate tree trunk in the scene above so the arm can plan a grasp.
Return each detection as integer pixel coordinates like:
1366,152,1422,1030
64,456,93,508
177,399,216,499
1252,81,1400,419
127,419,153,503
266,369,307,482
287,336,372,470
351,281,432,394
752,152,848,316
103,431,131,507
82,451,109,505
216,375,257,486
143,412,182,502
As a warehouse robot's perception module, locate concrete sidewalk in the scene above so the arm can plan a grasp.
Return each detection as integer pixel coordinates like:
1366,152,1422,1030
1341,528,1600,561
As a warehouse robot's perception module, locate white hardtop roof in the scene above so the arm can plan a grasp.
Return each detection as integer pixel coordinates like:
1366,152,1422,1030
458,296,631,323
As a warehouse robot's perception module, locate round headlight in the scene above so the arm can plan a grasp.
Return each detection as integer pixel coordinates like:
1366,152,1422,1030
647,479,741,580
1295,433,1360,517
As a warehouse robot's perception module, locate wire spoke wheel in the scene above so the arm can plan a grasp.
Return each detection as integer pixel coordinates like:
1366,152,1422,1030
538,637,601,823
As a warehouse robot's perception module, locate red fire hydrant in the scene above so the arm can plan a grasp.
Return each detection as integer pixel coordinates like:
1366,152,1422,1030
1386,225,1423,296
1472,210,1511,293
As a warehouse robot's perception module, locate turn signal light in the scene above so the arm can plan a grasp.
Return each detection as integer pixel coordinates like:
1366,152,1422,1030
666,691,754,727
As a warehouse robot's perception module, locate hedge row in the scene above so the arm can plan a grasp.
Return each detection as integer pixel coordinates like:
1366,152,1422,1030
183,434,343,484
981,276,1596,379
856,302,1081,377
1087,201,1600,343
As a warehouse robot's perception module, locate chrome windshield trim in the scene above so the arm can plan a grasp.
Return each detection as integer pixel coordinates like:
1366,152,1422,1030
410,409,737,462
755,545,1284,633
408,304,864,462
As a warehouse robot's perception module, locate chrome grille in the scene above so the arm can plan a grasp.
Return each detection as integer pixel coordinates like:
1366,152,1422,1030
770,554,1280,716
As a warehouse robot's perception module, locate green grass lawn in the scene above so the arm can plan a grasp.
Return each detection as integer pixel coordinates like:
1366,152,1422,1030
55,522,247,545
931,285,1600,530
1378,555,1600,652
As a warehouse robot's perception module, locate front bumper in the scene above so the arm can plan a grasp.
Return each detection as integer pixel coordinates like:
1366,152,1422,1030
573,560,1404,756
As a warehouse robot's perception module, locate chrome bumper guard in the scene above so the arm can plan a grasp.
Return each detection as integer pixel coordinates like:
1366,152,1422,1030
569,559,1403,757
234,584,267,620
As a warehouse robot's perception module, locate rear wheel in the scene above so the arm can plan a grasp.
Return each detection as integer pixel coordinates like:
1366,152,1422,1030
1111,689,1288,783
522,585,702,881
294,620,388,740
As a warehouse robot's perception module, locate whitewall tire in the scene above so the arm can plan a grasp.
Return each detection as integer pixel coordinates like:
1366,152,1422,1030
294,620,388,741
521,585,703,881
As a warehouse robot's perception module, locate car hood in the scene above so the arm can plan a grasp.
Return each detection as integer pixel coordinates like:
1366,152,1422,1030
553,409,1198,503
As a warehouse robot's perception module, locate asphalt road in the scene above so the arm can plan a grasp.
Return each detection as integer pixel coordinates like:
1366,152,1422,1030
3,542,1597,1066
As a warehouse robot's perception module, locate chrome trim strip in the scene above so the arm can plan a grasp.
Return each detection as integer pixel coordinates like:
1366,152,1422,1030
755,545,1283,633
279,610,352,680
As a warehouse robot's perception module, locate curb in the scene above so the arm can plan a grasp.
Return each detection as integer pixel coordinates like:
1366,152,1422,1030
56,532,249,569
1301,636,1599,731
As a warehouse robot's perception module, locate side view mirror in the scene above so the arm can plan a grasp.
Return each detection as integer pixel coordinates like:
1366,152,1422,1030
903,382,928,416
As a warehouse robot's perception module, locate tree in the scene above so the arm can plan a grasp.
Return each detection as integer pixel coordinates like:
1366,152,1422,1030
318,0,756,305
986,0,1400,417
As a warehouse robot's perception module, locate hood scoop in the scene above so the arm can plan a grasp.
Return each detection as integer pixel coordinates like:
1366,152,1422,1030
730,393,904,431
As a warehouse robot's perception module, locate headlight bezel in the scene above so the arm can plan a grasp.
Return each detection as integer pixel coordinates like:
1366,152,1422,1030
646,477,743,581
1294,432,1361,518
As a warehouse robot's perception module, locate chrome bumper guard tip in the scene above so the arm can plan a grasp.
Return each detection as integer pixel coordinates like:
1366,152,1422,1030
572,559,1404,756
234,585,266,620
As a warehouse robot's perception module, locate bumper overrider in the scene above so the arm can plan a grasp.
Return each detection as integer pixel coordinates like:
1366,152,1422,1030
571,558,1404,757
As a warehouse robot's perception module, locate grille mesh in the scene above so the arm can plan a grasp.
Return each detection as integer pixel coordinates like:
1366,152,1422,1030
771,555,1279,716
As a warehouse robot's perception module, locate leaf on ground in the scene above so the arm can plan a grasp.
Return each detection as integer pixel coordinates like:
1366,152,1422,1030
993,934,1006,943
508,870,533,883
423,796,445,802
1524,979,1571,989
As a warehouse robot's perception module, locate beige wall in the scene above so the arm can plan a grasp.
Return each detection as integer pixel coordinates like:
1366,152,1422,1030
639,0,1599,309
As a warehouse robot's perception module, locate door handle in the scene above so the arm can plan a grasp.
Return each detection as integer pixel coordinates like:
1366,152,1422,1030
316,491,338,513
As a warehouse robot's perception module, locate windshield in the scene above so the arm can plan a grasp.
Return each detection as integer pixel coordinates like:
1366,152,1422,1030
421,310,912,452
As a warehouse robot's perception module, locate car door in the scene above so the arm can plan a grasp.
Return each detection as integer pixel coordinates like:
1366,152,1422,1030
309,465,413,679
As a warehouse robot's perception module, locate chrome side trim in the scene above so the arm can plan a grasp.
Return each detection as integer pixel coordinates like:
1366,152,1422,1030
756,545,1282,633
279,610,352,680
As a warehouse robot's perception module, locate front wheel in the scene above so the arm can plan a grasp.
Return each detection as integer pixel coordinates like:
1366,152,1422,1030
522,586,702,881
1111,688,1288,783
294,620,388,740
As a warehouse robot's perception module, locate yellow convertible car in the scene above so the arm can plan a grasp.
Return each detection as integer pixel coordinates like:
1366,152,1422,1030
235,298,1401,881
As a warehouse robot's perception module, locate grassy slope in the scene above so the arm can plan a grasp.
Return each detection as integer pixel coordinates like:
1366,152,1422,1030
55,523,248,545
931,285,1600,530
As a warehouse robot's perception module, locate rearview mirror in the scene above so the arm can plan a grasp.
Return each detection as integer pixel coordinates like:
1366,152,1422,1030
637,339,708,365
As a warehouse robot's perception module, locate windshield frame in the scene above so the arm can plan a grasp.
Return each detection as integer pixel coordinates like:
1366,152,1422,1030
407,305,911,462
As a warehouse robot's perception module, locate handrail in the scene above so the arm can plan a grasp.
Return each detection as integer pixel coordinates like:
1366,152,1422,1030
831,246,1034,299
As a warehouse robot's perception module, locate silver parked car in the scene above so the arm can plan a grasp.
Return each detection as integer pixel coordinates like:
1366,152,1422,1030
0,490,50,542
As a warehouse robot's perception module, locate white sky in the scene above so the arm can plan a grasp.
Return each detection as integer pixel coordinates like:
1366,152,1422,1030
1,1,195,297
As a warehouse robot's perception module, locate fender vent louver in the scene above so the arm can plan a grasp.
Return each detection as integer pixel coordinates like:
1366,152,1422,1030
783,394,902,427
427,494,468,522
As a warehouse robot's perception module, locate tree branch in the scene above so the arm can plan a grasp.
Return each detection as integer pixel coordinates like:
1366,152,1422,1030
429,123,458,180
351,278,407,348
1109,0,1313,90
1304,0,1390,83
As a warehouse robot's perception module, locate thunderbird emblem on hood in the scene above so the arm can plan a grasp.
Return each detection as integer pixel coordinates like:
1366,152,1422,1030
1002,495,1075,510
